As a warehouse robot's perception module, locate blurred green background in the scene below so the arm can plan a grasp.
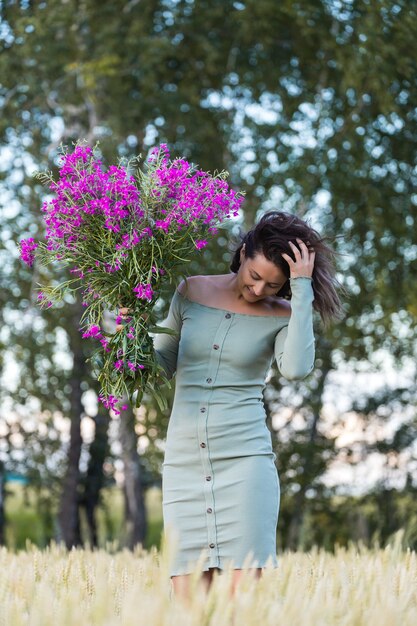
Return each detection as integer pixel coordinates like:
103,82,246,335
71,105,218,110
1,0,416,553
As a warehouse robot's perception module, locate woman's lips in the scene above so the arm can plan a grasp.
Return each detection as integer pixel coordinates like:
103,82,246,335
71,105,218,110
246,287,265,300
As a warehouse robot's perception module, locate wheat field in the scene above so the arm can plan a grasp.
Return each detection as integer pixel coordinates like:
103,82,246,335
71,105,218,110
0,531,415,626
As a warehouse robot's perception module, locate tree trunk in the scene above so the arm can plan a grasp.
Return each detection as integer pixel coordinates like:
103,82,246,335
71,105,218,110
287,337,333,551
0,462,5,545
118,404,147,548
57,301,85,548
81,404,110,547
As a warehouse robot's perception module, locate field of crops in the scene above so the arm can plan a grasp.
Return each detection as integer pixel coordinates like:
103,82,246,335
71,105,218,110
0,531,415,625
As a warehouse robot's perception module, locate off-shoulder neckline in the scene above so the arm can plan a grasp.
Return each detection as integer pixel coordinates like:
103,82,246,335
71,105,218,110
176,289,291,320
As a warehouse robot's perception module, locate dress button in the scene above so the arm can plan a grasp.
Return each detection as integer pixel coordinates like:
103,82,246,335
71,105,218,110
206,475,212,481
200,442,206,448
225,313,231,318
209,543,215,548
206,377,212,383
200,407,206,413
207,507,213,513
213,344,219,350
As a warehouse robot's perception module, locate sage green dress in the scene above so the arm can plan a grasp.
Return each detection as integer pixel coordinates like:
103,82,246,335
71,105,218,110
154,277,315,576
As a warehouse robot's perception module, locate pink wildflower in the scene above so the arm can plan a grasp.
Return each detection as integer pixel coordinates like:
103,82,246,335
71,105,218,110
99,393,123,415
100,337,110,352
19,238,38,267
28,141,244,414
133,283,154,302
82,325,102,339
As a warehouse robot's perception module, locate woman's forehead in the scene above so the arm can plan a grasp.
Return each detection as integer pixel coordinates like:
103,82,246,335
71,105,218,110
248,253,286,282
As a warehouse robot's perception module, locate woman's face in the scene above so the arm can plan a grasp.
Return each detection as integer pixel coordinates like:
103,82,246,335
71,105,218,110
236,245,288,302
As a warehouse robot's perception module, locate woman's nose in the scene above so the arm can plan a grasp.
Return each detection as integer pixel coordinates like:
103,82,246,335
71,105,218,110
253,283,265,296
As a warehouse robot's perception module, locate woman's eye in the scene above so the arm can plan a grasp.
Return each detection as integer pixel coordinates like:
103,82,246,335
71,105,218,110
251,274,280,288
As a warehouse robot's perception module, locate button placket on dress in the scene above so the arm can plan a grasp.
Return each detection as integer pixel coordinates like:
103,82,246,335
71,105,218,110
197,311,234,567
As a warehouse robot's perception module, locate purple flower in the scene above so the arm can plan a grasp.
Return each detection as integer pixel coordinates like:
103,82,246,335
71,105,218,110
133,283,154,302
37,292,53,308
99,393,123,415
41,145,143,253
99,337,110,352
140,227,153,238
19,238,38,267
30,141,244,415
82,325,102,339
155,219,171,232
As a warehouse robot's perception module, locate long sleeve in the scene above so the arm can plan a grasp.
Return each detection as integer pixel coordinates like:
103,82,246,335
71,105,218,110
274,277,315,380
153,289,183,379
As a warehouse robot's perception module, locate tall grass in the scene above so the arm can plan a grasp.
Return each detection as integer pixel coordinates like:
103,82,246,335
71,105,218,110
0,530,415,625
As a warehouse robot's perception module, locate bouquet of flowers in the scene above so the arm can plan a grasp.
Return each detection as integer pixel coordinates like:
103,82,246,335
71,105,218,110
20,142,243,414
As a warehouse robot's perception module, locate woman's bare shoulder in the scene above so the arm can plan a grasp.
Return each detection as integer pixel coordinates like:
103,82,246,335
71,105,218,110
177,275,209,299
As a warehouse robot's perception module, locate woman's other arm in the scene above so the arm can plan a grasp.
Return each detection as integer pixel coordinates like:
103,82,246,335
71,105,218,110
274,277,315,380
153,287,183,379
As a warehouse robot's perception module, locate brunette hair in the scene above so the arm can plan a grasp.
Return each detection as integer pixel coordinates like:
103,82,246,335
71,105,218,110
230,211,344,326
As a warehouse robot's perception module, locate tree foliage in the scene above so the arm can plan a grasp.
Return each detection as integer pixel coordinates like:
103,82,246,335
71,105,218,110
1,0,416,548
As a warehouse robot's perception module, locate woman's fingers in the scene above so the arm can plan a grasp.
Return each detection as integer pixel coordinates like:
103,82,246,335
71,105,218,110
282,238,315,278
116,309,149,332
117,306,130,332
291,238,316,259
281,252,293,265
285,241,305,264
296,238,315,257
296,238,307,251
288,240,301,257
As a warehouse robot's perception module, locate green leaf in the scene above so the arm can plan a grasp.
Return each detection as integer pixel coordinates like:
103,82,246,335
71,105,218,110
147,326,178,336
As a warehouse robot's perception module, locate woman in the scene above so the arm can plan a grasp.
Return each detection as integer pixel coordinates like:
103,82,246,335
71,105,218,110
125,211,342,599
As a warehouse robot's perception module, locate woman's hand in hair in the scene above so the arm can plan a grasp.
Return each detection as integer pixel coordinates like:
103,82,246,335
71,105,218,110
281,238,315,278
